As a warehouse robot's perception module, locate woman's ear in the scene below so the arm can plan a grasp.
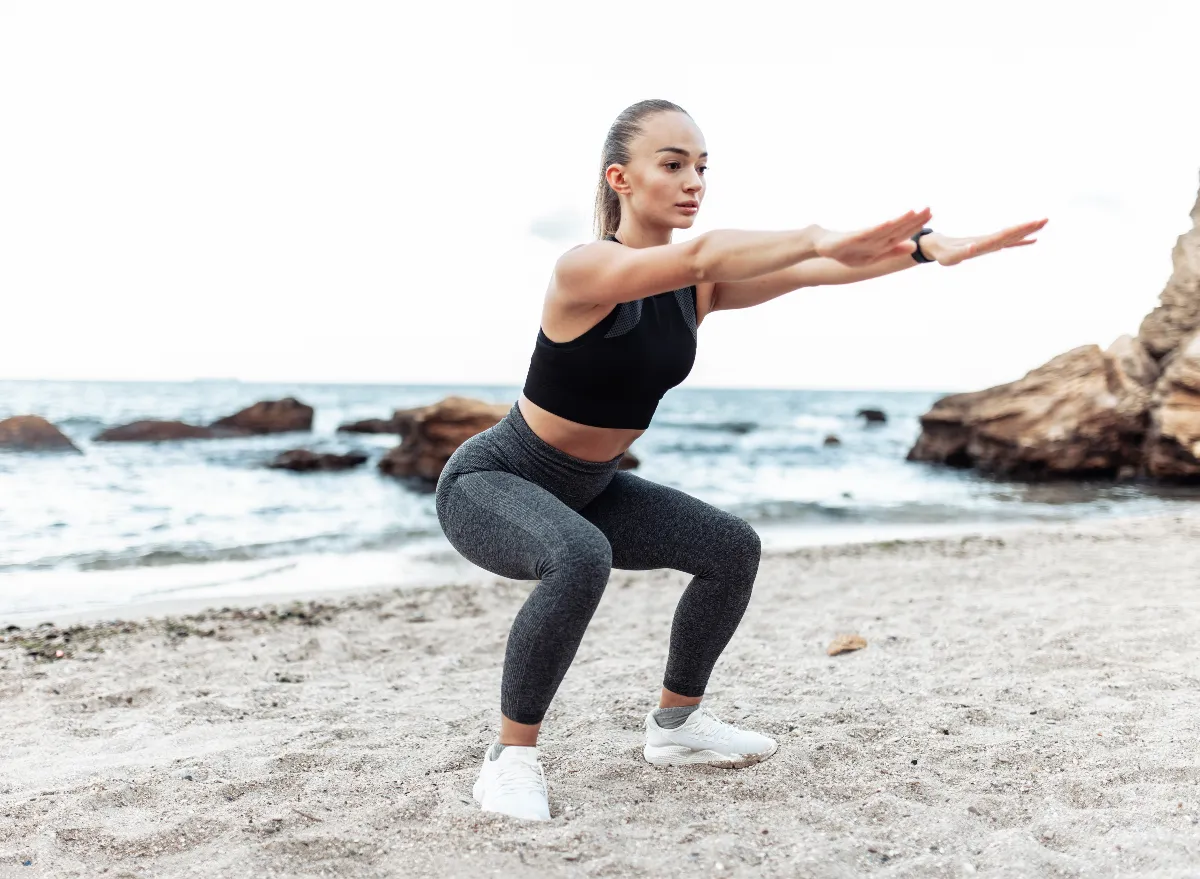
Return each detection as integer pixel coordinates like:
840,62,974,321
605,164,632,197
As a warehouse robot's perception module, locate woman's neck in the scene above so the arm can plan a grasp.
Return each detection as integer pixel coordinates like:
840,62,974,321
613,219,673,249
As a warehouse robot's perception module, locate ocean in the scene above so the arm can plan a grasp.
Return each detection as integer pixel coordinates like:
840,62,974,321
2,379,1197,623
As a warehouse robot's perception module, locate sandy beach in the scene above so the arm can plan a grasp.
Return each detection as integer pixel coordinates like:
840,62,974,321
4,512,1200,878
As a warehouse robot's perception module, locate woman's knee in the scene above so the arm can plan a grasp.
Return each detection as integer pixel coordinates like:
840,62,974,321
543,527,612,598
715,515,762,583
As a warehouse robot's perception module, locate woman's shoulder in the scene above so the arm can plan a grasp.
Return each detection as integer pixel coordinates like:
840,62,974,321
554,239,622,284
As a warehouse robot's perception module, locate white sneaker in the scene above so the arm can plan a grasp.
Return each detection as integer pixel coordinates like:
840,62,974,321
472,743,551,821
643,705,779,768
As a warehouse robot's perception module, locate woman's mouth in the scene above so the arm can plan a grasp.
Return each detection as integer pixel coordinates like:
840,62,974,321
676,201,698,215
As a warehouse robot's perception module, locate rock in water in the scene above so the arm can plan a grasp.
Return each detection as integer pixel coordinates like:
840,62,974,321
907,343,1153,478
857,408,887,424
97,398,315,442
378,396,513,482
268,450,369,472
827,634,867,656
0,416,79,452
337,417,404,434
210,397,313,434
95,421,230,442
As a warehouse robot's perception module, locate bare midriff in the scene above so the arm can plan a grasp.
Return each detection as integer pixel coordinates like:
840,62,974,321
517,394,645,463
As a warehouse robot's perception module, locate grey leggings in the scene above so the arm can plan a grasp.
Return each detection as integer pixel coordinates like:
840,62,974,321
434,402,761,726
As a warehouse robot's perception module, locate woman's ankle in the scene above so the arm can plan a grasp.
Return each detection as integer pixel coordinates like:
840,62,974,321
658,686,703,709
499,713,541,747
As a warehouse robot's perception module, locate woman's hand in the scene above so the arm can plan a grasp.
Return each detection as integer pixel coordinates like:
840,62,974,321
814,208,933,267
921,219,1048,266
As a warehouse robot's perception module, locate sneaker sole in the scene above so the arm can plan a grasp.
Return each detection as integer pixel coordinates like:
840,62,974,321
472,776,551,821
643,740,779,769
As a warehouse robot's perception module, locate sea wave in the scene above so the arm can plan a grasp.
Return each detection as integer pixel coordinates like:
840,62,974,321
653,419,758,434
56,416,108,429
728,498,1083,526
0,525,441,572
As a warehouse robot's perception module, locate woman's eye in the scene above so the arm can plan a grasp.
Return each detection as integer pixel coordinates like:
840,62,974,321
698,165,708,174
665,162,680,170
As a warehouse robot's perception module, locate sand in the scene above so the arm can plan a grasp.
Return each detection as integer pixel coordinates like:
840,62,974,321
3,512,1200,878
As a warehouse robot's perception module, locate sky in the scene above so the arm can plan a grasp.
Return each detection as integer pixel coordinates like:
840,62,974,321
2,1,1199,392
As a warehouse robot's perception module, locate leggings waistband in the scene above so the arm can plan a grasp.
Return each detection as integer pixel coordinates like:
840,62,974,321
500,401,625,473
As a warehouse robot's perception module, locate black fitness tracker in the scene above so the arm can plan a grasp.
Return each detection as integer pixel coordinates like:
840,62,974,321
911,227,936,263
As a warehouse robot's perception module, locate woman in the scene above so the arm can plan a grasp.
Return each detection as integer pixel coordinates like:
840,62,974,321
435,99,1046,821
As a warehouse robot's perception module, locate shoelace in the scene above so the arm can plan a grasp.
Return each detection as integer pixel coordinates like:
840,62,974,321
687,707,741,745
492,758,547,798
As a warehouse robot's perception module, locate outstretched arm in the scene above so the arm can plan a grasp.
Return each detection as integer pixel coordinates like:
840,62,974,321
554,208,933,308
710,218,1048,312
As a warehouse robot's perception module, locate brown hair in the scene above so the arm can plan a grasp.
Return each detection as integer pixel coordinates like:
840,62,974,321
593,99,690,239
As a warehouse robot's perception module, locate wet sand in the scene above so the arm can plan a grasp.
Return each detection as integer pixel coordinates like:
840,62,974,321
3,512,1200,878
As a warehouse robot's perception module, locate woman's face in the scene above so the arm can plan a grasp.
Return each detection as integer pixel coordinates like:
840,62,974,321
610,111,707,230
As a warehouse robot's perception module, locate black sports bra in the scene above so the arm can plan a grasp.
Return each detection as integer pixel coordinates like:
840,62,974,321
521,237,698,429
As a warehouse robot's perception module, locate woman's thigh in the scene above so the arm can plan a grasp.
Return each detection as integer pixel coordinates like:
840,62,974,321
437,469,611,581
578,470,760,574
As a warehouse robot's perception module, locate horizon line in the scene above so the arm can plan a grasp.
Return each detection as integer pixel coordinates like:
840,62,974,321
0,376,968,395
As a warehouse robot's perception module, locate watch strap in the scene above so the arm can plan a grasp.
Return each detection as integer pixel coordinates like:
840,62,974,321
911,227,936,263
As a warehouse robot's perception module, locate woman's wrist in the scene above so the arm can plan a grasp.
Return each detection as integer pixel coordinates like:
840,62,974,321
807,224,831,254
915,231,944,263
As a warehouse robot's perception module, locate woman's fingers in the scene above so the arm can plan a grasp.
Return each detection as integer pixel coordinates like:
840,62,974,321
986,219,1048,248
973,222,1039,252
835,209,931,259
860,208,932,245
820,207,940,264
1000,220,1046,239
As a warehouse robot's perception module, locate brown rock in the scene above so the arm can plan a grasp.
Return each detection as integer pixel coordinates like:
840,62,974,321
827,633,867,656
378,396,513,482
210,397,313,434
618,449,640,470
97,398,314,443
268,450,369,472
824,434,842,447
94,421,231,442
337,417,404,435
1143,330,1200,479
1108,333,1161,390
907,344,1150,478
0,416,79,452
1137,178,1200,358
